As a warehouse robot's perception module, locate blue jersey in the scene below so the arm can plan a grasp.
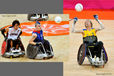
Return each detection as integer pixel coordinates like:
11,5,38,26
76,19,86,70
32,30,44,42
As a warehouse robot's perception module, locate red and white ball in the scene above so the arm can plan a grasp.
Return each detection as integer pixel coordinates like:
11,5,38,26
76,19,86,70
75,3,83,12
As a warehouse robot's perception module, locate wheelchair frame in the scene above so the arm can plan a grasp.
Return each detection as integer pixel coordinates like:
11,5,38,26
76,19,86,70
1,39,25,58
77,43,108,66
35,42,54,59
27,41,54,59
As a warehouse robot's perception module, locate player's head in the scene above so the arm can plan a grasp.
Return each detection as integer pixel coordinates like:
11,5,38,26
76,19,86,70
12,20,20,30
85,19,93,28
35,21,41,30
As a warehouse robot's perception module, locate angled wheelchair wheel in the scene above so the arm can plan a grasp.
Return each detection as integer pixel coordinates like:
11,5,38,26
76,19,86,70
48,45,54,58
19,39,25,51
44,44,54,59
102,46,108,64
1,40,7,56
27,44,39,59
77,44,86,65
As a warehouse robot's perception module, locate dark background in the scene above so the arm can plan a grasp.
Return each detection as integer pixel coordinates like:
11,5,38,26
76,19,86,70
0,0,63,13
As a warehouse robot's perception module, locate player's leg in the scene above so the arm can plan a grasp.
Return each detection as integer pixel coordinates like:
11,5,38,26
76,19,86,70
87,43,95,58
36,42,46,54
15,39,20,49
42,39,50,52
94,41,103,61
8,39,15,51
10,40,13,49
13,39,22,52
95,41,103,58
86,43,96,62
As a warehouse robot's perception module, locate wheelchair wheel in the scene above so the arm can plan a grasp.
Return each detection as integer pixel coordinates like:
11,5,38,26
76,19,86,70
1,40,7,56
77,44,86,65
48,45,54,58
102,46,108,64
27,44,39,59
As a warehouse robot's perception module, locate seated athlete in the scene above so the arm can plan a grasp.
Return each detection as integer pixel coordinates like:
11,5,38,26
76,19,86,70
72,15,104,62
29,21,52,57
1,20,23,52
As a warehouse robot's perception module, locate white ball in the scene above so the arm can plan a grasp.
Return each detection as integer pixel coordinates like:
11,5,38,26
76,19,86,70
55,16,62,23
75,3,83,12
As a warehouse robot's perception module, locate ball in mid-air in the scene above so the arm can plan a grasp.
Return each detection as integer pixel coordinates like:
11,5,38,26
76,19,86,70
75,3,83,12
55,16,62,23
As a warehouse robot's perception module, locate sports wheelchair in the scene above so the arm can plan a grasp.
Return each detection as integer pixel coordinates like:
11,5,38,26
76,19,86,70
77,36,108,67
1,39,25,58
27,40,54,59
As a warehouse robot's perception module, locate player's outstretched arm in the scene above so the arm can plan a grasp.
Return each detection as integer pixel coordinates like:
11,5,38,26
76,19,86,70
93,15,104,32
71,17,83,33
29,34,37,45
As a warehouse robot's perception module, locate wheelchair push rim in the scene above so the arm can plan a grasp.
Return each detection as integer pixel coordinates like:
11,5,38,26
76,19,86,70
27,44,39,59
1,40,7,55
46,45,54,59
102,46,108,64
77,44,86,65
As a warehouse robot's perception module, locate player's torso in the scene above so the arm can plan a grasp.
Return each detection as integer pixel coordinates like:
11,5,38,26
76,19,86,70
83,28,96,37
83,28,97,43
33,30,44,42
8,27,21,40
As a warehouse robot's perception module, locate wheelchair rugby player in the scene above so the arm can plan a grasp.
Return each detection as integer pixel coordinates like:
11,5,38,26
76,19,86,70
72,15,108,67
1,20,25,58
27,21,54,59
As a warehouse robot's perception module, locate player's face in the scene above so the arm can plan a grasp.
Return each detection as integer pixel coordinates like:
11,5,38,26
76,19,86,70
14,24,19,30
36,24,41,30
85,20,91,29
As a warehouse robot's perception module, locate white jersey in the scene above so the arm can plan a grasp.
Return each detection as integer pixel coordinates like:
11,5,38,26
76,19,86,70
8,27,21,40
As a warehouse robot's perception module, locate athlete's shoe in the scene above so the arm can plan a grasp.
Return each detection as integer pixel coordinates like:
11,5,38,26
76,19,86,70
92,57,95,62
10,47,15,52
15,49,21,52
96,57,100,62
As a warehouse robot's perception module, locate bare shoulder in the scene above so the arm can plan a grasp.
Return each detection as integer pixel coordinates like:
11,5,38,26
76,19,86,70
32,33,37,37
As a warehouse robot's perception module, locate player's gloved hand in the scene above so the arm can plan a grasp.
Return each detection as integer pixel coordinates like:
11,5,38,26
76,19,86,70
93,15,98,19
36,42,41,46
73,17,78,24
74,17,78,21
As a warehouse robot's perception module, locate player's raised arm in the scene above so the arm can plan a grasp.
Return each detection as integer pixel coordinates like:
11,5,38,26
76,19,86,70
93,15,104,32
71,17,83,33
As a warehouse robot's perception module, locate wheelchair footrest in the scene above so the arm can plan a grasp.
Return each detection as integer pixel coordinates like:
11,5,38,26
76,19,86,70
3,51,25,58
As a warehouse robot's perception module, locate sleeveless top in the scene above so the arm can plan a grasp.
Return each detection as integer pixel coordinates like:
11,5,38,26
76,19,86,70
83,28,97,43
32,30,44,42
8,27,21,40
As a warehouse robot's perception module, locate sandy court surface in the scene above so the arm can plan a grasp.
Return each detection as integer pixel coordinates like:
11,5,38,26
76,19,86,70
64,19,114,76
0,14,69,62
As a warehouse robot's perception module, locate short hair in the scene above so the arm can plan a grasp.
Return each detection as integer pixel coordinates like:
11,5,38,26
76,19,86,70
12,20,20,27
35,21,41,27
85,19,93,28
